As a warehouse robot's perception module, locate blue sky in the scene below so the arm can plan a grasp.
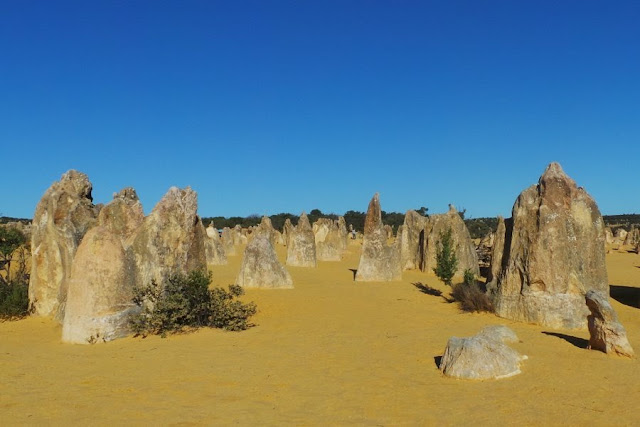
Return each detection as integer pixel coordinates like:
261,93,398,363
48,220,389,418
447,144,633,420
2,1,639,219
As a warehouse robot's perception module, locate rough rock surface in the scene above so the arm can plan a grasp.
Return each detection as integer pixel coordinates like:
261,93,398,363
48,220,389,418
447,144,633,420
355,193,402,281
313,218,344,261
98,188,144,241
624,227,639,247
254,216,278,246
282,218,294,247
236,235,293,288
127,187,207,290
494,163,609,329
423,205,479,277
29,170,98,319
61,188,144,343
586,290,634,357
61,226,137,343
604,227,614,245
221,227,237,256
486,216,507,291
399,210,428,271
286,213,317,267
439,325,526,380
337,216,349,251
205,224,227,266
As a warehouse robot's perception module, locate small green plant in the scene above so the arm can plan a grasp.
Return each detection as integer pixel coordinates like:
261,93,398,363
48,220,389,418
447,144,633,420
433,226,458,286
130,270,257,337
463,268,476,286
0,280,30,320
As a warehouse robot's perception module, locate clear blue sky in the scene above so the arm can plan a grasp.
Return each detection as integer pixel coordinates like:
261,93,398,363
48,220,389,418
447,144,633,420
2,1,639,219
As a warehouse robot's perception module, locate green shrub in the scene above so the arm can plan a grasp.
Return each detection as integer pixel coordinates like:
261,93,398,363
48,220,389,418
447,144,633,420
0,280,30,320
433,226,458,286
130,270,257,337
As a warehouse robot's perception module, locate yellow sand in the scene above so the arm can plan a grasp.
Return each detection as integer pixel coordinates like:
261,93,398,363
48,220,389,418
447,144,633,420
2,243,640,425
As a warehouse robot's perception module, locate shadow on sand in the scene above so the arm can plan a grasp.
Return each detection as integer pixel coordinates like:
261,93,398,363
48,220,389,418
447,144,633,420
610,285,640,309
433,356,442,369
412,282,443,297
542,331,588,349
348,269,357,280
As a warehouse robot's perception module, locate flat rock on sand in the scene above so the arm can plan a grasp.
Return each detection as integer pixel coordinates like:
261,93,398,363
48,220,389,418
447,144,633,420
439,325,526,380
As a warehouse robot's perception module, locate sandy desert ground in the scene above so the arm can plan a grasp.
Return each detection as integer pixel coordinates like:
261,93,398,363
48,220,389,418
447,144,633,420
1,241,639,425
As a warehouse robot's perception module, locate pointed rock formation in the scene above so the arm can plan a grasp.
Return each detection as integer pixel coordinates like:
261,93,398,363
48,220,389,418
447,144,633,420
236,235,293,288
286,212,317,267
423,205,479,277
62,188,144,343
399,210,428,271
282,218,294,247
221,227,237,256
586,290,634,357
355,193,402,281
486,216,507,293
337,216,349,251
205,223,227,266
29,170,99,319
494,163,609,329
254,216,278,246
127,187,207,290
313,218,344,261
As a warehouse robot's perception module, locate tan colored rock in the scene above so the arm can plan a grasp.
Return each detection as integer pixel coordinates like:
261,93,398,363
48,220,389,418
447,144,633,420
254,216,278,246
286,212,317,267
384,224,393,240
98,187,144,241
205,224,227,266
236,235,293,288
399,210,428,271
586,290,634,357
29,170,98,319
221,227,237,256
624,226,639,247
494,163,609,329
337,216,349,251
61,226,137,343
423,205,479,278
313,218,344,261
604,227,614,245
355,193,402,281
127,187,207,290
282,218,294,247
439,325,527,380
486,216,507,291
615,228,628,245
233,225,248,245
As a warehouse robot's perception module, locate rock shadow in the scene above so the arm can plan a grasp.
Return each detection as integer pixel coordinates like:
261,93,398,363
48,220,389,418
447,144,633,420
542,331,588,349
610,285,640,309
434,355,442,369
412,282,442,297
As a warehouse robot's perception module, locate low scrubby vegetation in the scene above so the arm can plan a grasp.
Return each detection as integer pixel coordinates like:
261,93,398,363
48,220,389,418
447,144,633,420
450,269,494,313
0,280,30,320
130,270,257,337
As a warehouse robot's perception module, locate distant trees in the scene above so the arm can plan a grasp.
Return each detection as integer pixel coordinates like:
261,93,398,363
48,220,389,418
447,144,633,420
0,227,27,285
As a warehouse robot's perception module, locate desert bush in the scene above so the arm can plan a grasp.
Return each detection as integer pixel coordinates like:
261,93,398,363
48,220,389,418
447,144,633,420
130,270,257,337
451,270,494,313
433,226,458,286
0,280,30,320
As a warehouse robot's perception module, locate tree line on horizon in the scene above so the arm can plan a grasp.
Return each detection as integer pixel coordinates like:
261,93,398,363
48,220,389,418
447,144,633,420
3,212,639,241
